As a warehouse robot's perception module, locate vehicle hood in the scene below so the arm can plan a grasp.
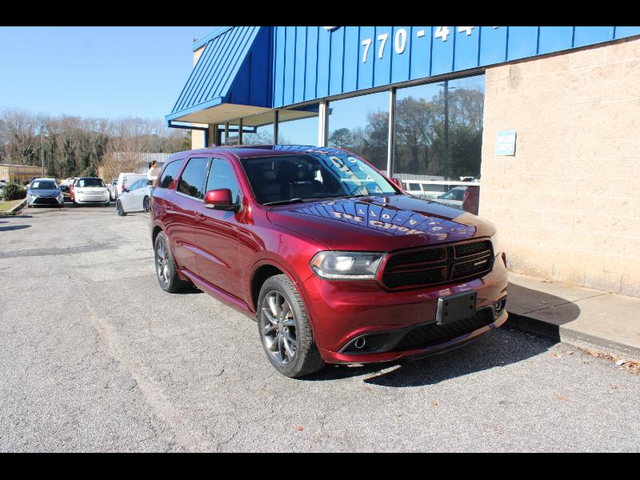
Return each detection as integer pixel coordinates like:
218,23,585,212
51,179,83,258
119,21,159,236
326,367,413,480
30,188,61,198
266,195,495,252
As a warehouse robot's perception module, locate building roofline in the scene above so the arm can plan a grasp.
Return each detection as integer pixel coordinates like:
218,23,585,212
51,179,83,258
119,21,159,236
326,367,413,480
192,27,231,52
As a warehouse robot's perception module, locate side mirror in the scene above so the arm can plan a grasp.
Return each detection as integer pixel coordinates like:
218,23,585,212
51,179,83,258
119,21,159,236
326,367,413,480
391,177,404,190
204,189,239,211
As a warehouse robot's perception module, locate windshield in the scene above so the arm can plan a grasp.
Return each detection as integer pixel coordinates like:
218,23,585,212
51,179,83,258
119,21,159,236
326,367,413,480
77,178,105,188
30,181,58,190
240,152,397,205
440,187,466,201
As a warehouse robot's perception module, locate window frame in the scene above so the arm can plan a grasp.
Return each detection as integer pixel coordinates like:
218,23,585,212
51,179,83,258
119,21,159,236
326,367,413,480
203,156,243,205
158,159,184,190
175,156,211,201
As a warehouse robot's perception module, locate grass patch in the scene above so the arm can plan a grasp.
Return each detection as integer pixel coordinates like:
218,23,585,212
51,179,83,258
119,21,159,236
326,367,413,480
0,199,24,213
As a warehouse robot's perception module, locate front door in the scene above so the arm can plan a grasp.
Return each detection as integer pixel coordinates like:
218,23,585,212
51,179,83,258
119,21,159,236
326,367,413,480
193,157,242,297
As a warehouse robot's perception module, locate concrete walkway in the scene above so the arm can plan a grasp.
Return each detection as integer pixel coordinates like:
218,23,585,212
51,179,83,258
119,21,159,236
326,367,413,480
507,273,640,362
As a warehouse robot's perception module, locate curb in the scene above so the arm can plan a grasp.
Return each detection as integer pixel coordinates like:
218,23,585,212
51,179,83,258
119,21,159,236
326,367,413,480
0,198,26,216
506,310,640,362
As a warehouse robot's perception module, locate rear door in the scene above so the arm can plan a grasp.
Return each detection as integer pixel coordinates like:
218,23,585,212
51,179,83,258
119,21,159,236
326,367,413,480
121,179,142,211
164,156,210,276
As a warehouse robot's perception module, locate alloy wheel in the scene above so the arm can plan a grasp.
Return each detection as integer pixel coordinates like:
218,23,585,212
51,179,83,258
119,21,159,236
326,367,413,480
155,236,170,290
261,291,298,366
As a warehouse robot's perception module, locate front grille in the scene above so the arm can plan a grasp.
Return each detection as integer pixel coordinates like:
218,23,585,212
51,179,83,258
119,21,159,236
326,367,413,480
394,307,495,351
33,197,60,205
381,239,493,290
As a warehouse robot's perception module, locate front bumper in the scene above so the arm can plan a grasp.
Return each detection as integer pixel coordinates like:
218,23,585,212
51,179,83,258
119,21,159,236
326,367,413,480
28,196,64,206
302,252,509,365
75,192,110,203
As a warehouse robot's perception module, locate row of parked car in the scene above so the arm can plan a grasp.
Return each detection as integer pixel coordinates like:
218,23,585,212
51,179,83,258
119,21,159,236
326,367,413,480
24,173,153,215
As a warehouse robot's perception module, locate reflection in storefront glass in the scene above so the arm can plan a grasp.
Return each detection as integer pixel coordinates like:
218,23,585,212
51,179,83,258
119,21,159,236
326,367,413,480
278,105,319,146
395,75,485,181
327,92,389,172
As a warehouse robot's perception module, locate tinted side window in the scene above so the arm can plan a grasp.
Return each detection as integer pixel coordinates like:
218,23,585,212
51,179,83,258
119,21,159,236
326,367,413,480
206,158,241,203
159,160,183,189
177,157,209,199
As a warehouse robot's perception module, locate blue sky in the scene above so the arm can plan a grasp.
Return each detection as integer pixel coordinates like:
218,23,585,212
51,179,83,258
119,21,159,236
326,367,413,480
0,27,216,121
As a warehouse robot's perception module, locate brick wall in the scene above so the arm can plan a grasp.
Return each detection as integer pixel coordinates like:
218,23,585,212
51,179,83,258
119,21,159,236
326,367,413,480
480,38,640,297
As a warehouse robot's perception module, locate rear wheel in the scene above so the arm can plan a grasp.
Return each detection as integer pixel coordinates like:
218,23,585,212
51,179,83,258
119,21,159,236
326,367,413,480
143,196,150,212
154,231,190,293
257,275,325,378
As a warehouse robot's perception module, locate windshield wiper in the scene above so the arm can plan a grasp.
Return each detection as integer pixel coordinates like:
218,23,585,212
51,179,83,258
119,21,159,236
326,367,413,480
263,198,306,206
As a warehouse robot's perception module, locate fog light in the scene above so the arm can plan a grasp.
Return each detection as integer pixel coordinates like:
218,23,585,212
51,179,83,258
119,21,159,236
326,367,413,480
494,298,507,317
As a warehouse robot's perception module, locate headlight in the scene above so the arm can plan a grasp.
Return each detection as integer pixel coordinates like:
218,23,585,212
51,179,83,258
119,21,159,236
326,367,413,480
491,232,501,257
310,251,386,280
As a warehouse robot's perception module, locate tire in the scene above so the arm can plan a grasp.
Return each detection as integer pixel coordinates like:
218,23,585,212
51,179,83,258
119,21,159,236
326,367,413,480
257,274,325,378
153,231,190,293
116,200,127,216
143,196,150,213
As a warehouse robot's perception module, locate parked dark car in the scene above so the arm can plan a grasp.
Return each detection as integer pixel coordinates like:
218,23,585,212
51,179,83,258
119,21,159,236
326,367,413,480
150,146,508,378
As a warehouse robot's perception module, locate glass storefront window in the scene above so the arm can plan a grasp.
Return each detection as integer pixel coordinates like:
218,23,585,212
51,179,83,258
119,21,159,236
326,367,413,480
327,92,389,172
395,74,485,181
242,112,275,145
277,104,319,146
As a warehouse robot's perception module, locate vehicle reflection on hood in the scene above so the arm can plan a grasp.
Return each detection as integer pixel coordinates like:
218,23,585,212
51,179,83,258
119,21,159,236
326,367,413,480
291,195,477,242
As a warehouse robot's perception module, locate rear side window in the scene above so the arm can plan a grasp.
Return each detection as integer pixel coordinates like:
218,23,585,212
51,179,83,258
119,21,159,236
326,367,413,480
177,157,209,199
159,160,183,189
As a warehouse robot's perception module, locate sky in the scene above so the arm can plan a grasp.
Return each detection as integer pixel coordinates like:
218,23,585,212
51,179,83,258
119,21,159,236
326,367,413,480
0,27,216,122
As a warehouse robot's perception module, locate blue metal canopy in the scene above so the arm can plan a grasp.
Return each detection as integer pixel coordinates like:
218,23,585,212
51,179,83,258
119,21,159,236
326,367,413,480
166,26,272,124
167,26,640,125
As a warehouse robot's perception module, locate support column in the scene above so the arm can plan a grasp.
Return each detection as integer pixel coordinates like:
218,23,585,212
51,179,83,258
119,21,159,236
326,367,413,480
273,111,280,145
207,124,217,147
386,88,397,177
318,100,329,147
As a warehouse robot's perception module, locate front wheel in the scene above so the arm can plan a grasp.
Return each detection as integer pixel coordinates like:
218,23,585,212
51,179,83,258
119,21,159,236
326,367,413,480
257,275,325,378
116,200,126,216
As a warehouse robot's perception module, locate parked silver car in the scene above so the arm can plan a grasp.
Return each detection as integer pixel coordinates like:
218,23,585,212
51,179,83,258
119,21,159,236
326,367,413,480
26,178,65,208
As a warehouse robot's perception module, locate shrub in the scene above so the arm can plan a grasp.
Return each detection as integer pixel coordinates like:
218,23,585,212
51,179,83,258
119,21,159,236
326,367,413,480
2,183,26,201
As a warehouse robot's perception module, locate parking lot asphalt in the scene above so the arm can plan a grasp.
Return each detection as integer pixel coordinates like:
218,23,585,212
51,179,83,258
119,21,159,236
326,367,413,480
1,204,640,452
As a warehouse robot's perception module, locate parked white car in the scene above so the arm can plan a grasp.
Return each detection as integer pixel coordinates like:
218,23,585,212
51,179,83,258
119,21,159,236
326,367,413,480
107,179,118,200
73,177,110,207
116,173,147,200
115,178,152,216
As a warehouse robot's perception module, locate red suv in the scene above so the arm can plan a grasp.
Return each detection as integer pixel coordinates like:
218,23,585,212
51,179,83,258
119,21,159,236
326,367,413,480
150,146,508,378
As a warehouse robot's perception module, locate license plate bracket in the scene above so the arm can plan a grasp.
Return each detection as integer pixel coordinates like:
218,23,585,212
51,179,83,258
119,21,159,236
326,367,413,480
436,291,477,325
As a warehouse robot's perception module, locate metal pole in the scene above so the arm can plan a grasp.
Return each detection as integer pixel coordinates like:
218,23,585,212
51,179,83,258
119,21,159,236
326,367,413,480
40,125,45,177
386,88,396,177
238,118,243,145
444,81,449,181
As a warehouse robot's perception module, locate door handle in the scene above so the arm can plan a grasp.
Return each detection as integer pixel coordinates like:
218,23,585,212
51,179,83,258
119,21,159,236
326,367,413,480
195,212,206,222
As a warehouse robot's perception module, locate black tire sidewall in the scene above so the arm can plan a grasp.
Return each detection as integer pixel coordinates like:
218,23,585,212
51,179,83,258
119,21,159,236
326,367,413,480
257,275,323,378
154,232,184,293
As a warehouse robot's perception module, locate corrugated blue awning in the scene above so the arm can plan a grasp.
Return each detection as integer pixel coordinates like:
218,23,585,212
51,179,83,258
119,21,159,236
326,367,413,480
166,26,272,124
